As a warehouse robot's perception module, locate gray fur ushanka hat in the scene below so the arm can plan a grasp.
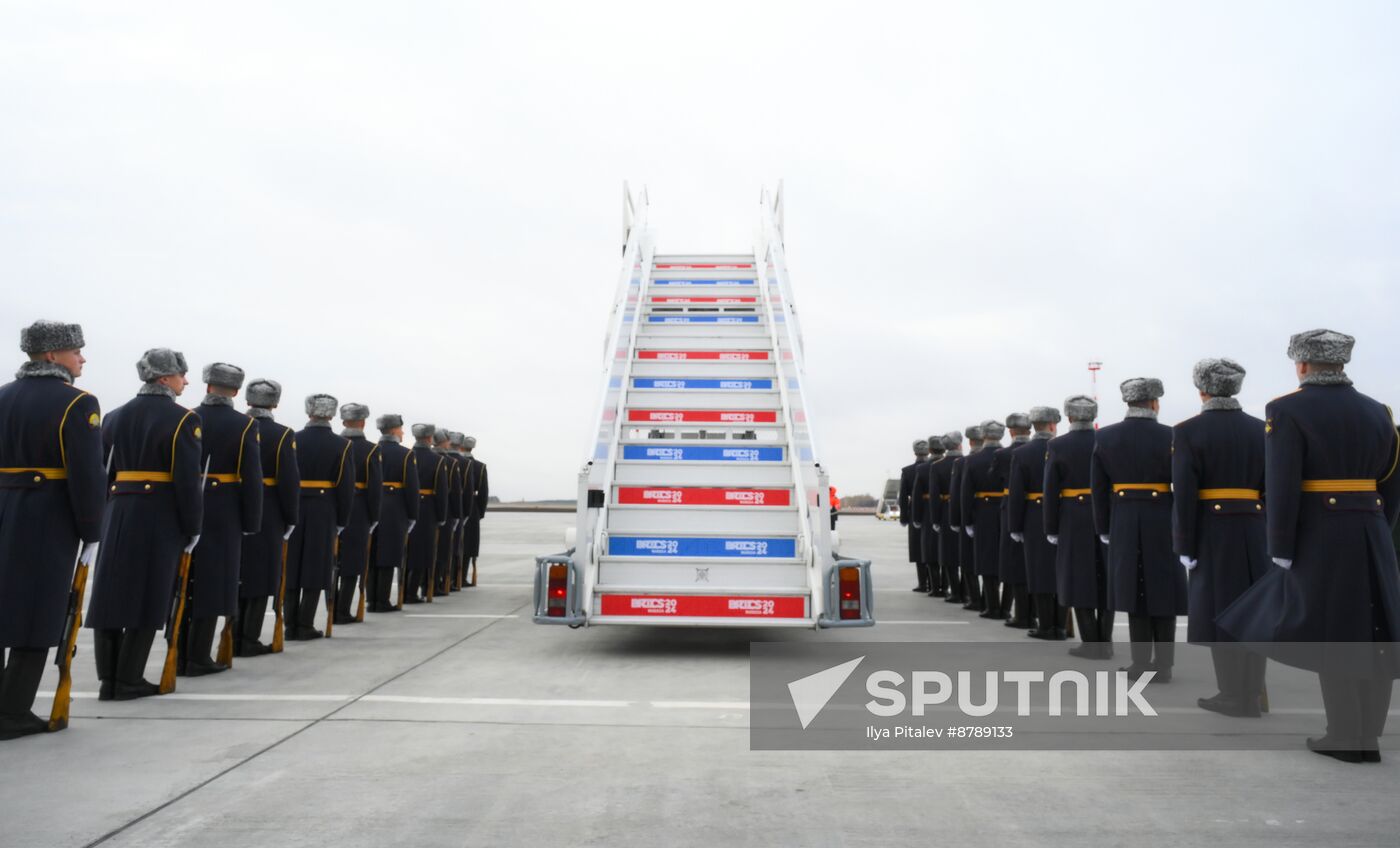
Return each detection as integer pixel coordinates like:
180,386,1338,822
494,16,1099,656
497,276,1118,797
964,424,985,441
1005,412,1031,430
1029,406,1062,425
1192,358,1246,397
1064,395,1098,422
981,420,1006,440
941,431,963,450
411,423,436,440
246,378,281,408
202,362,245,391
463,436,477,450
913,439,930,456
1120,377,1164,403
20,320,85,354
136,348,187,381
305,394,338,419
926,435,945,452
1287,329,1353,365
376,413,403,431
340,402,370,421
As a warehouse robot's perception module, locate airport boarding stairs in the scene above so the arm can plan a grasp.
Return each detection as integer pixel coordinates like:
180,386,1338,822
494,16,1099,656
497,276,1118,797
533,185,873,628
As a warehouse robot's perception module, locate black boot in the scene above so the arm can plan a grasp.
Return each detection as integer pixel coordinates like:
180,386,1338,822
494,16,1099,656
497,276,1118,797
1121,615,1154,678
0,648,49,740
94,629,122,700
912,561,929,593
1149,616,1175,683
238,597,271,656
1028,594,1066,639
114,629,160,700
291,589,323,640
181,618,228,677
979,579,1002,618
1005,584,1032,628
334,574,358,624
1097,609,1116,659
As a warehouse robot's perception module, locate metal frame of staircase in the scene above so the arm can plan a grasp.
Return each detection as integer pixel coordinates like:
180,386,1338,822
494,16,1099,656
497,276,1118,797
534,184,873,628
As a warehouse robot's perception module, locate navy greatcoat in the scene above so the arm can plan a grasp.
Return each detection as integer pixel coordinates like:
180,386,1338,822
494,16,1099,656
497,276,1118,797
239,413,299,598
435,451,461,582
188,399,262,618
87,392,204,631
1172,407,1268,642
1218,384,1400,675
1091,416,1187,616
1008,434,1055,594
1043,428,1106,608
996,442,1026,584
462,456,487,557
930,452,959,574
406,446,448,584
339,432,383,579
0,368,106,648
960,445,1005,578
373,439,419,571
911,458,941,568
898,460,920,563
285,424,354,592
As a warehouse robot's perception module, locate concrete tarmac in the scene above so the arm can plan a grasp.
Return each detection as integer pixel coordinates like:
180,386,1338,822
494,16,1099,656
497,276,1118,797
2,513,1397,847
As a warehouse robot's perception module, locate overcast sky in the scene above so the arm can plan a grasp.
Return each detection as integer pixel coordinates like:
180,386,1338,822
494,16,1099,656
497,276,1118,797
3,2,1398,499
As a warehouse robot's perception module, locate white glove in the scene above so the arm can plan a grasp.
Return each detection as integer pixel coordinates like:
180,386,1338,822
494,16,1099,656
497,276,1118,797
1273,558,1293,570
183,535,201,554
1099,534,1110,545
932,524,941,532
1047,534,1058,546
1010,532,1024,543
1180,555,1198,570
369,521,379,535
438,520,447,527
283,524,296,541
78,542,100,566
407,520,417,535
336,525,345,536
454,519,462,531
965,527,975,538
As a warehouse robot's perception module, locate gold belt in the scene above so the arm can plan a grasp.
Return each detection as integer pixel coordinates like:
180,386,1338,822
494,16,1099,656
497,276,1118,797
1024,492,1044,501
301,479,334,488
115,471,172,483
0,466,66,480
1113,483,1170,493
974,491,1005,499
262,477,278,486
1198,488,1260,500
1059,488,1091,498
1301,479,1376,493
383,481,403,489
206,473,239,484
419,488,436,495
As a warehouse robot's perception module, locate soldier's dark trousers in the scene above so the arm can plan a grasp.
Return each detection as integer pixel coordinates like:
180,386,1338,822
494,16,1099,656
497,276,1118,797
1319,672,1393,750
237,597,269,651
367,568,396,612
335,574,359,621
0,648,47,718
1210,647,1266,704
1127,615,1175,671
981,579,1002,617
284,588,325,635
179,617,220,672
913,561,929,592
1074,608,1115,656
962,569,983,609
1006,584,1030,625
1032,593,1065,637
943,561,962,602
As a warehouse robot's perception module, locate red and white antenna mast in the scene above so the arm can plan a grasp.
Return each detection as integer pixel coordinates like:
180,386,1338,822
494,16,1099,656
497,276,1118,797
1088,361,1102,401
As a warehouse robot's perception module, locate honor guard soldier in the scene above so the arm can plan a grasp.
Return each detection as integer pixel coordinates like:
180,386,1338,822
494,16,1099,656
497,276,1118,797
432,428,461,597
0,321,105,739
283,394,355,640
1009,406,1064,640
1172,358,1268,717
950,425,985,610
181,363,262,676
449,432,473,589
87,349,203,699
335,403,382,624
929,431,965,604
911,436,945,596
369,414,418,612
405,423,448,603
237,379,299,655
1044,395,1114,659
899,439,932,591
461,435,488,585
1219,330,1400,762
999,413,1033,628
1092,377,1185,682
962,421,1007,619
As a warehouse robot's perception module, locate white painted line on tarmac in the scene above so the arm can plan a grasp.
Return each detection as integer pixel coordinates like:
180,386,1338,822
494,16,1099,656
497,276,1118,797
41,691,352,702
361,695,633,708
877,620,972,625
404,613,520,619
651,700,750,710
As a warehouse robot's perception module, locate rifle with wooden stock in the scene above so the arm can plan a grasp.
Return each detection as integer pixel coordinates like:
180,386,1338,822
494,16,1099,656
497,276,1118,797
47,544,90,731
271,535,288,652
160,456,210,694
